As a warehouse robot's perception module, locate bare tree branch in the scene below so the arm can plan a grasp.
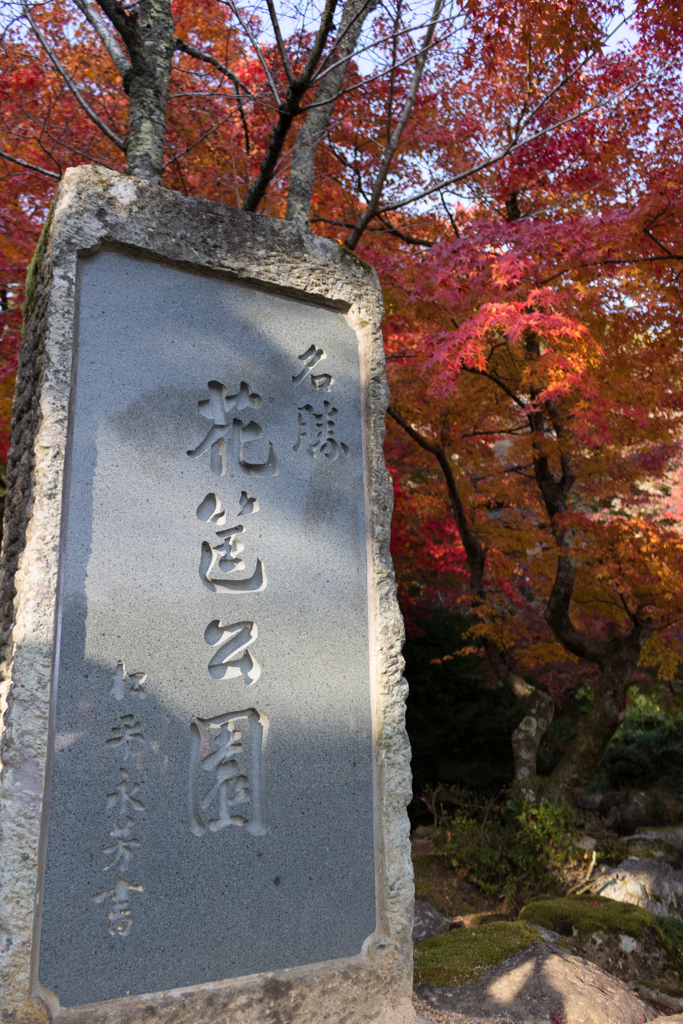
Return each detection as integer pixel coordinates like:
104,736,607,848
344,0,446,249
162,108,242,169
265,0,293,83
173,37,252,95
174,36,251,152
71,0,131,80
22,1,125,150
222,0,282,105
242,0,339,212
0,148,60,178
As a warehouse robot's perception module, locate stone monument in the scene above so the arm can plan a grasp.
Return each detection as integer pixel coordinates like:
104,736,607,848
0,166,413,1023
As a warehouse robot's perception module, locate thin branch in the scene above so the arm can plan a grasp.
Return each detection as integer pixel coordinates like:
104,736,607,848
440,191,459,237
461,366,527,409
22,2,125,150
299,0,338,84
302,32,440,110
71,0,130,79
386,0,401,140
222,0,281,104
344,0,446,249
174,37,251,151
0,148,60,178
376,212,433,246
375,62,664,217
162,109,240,170
314,0,376,76
311,9,456,87
173,37,252,95
388,403,487,591
265,0,293,82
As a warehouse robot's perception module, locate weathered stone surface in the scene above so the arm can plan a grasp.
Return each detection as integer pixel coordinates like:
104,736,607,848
578,790,683,832
525,922,562,943
413,902,454,943
0,166,414,1023
622,826,683,863
636,984,683,1015
415,943,660,1024
590,857,683,918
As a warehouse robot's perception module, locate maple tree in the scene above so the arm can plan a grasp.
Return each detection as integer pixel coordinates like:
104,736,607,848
381,5,683,801
2,0,683,801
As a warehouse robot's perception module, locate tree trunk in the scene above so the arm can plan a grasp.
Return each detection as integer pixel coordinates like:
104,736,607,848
539,639,641,804
485,642,555,803
97,0,175,181
125,0,174,180
285,0,378,227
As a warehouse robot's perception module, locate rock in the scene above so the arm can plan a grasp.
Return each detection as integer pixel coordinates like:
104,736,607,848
622,826,683,865
414,921,543,988
591,857,683,918
622,834,681,861
635,984,683,1014
577,792,605,812
415,942,659,1023
526,922,563,943
413,901,455,943
599,791,683,832
519,894,683,994
649,1017,683,1023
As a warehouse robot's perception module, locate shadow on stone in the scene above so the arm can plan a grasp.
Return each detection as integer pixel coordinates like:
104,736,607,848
415,942,659,1024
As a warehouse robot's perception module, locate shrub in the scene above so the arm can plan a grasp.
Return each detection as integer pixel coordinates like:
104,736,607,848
426,790,582,904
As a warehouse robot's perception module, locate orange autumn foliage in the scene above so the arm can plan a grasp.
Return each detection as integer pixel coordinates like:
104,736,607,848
3,0,683,795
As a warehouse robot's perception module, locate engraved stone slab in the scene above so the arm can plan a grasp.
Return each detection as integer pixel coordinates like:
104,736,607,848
42,250,375,1006
0,168,414,1024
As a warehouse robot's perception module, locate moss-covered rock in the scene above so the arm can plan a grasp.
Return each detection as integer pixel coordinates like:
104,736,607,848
413,921,542,987
520,894,660,940
520,895,683,995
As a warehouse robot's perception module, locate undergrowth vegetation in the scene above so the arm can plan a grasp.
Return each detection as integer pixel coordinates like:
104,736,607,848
415,787,618,907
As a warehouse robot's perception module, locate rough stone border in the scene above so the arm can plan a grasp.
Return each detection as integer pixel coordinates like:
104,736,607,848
0,165,414,1024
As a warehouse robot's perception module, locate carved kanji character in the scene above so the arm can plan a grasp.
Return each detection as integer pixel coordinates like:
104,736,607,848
187,380,279,477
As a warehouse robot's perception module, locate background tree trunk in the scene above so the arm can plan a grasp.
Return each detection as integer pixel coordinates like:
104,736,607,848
285,0,378,227
539,642,641,803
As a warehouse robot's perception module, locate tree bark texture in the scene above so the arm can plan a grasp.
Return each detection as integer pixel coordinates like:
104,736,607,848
97,0,175,181
285,0,378,227
242,0,338,211
485,644,555,803
539,639,643,804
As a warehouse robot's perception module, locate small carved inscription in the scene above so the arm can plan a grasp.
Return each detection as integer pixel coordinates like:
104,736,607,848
106,715,145,760
189,709,268,837
204,619,260,684
110,661,146,701
239,490,259,515
91,877,144,937
102,818,140,872
94,670,148,938
106,768,145,815
294,401,349,460
187,380,280,478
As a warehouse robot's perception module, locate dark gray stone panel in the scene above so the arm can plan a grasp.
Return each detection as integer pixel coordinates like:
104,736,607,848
39,251,376,1008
